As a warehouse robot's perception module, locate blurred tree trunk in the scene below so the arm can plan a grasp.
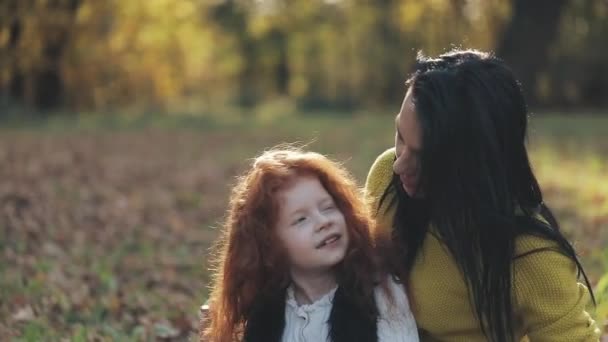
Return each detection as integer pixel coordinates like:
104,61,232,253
496,0,568,105
7,18,24,103
210,0,258,107
377,0,406,105
268,28,289,96
33,0,82,110
2,0,82,111
2,0,26,107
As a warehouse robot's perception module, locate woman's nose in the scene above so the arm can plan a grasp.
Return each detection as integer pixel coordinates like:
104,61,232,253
393,151,410,175
393,157,404,175
394,148,417,176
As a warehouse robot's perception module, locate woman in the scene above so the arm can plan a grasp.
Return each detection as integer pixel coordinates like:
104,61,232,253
365,49,601,341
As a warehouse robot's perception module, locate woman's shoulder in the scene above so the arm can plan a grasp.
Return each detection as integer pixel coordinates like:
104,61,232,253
513,233,561,257
511,233,582,304
367,148,395,180
365,148,395,201
512,233,576,281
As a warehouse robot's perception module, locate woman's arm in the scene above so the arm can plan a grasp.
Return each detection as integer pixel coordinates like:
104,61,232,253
513,235,601,341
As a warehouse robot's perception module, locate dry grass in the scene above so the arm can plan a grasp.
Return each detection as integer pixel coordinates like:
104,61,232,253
1,113,606,340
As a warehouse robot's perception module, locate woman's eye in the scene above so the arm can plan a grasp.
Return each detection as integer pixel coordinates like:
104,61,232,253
395,136,404,149
396,131,404,142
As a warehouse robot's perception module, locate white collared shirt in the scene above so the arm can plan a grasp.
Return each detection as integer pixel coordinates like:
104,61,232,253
281,276,419,342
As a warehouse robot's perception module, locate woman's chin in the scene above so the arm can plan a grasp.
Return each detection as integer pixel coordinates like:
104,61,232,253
402,183,416,197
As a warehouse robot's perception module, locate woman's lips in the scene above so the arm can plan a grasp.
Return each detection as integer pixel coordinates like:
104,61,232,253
400,175,417,188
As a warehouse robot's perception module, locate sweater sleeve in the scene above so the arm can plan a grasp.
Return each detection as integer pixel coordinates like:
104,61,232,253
364,148,397,235
513,235,601,341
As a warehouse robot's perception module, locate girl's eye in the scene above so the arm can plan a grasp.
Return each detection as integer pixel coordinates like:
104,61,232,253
291,217,306,225
322,204,336,211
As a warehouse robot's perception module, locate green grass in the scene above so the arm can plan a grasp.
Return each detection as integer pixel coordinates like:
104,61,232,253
0,111,607,339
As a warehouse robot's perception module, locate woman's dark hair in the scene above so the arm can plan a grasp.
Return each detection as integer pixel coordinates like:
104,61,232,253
380,49,594,342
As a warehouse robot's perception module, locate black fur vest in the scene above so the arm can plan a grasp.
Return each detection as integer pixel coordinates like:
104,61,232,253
243,286,378,342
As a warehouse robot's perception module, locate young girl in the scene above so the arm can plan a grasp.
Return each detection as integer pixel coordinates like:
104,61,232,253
201,148,418,342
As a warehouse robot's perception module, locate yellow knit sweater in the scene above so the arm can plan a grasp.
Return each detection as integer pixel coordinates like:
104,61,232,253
365,148,600,342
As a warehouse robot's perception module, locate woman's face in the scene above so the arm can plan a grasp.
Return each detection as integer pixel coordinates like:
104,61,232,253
394,87,423,197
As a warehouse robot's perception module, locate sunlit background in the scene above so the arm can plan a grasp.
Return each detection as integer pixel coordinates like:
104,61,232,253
1,0,607,340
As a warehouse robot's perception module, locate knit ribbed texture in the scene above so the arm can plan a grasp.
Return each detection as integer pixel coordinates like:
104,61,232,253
365,148,601,342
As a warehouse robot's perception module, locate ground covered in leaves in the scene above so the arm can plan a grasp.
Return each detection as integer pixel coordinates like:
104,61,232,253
1,113,607,340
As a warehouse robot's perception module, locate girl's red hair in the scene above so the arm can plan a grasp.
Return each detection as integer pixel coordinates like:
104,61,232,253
201,147,379,342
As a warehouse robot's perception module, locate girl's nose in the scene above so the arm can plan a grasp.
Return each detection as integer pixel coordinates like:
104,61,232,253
315,211,331,231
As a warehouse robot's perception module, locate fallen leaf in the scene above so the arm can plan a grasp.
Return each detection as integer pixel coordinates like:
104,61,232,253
12,306,35,322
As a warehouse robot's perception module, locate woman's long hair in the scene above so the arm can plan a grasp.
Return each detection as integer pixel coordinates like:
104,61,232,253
203,147,379,342
379,49,594,342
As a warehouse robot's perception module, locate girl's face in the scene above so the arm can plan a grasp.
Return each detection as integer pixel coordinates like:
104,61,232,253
394,87,423,197
275,175,349,278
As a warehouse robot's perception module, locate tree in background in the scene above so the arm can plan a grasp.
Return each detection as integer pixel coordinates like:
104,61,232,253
497,0,569,105
1,0,606,113
2,0,82,111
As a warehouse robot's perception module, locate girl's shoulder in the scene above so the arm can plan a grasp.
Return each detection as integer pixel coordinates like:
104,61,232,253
374,275,420,341
374,275,409,313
